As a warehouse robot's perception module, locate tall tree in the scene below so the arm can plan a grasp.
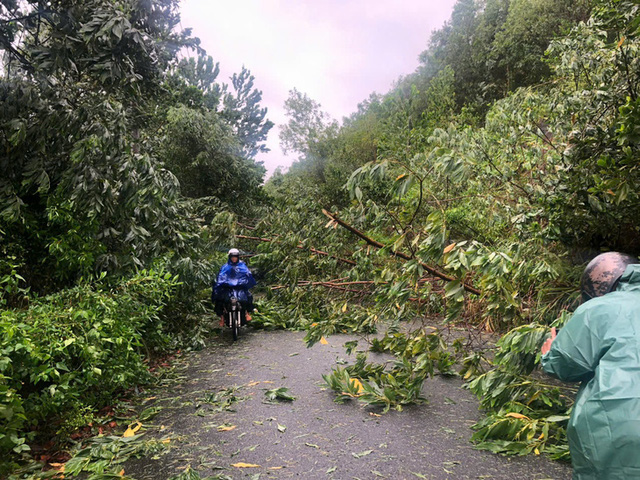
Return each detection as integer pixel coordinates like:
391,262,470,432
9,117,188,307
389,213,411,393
420,0,484,107
0,0,214,288
159,57,269,205
418,0,593,111
279,88,338,158
221,66,274,160
159,105,265,205
166,55,222,110
492,0,592,92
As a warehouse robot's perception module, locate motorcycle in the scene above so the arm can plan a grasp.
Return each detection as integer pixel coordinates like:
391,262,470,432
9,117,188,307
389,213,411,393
223,296,245,341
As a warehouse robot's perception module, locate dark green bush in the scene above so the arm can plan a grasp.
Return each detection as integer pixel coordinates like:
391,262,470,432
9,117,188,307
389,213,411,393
0,269,179,464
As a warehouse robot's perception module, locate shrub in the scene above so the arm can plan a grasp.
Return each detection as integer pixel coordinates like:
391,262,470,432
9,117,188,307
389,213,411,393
0,269,179,465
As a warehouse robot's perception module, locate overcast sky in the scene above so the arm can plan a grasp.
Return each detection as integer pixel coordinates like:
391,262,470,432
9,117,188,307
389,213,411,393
179,1,457,175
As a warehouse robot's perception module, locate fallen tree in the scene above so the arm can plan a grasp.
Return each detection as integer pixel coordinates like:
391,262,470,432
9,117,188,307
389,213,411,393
270,277,443,303
321,209,481,296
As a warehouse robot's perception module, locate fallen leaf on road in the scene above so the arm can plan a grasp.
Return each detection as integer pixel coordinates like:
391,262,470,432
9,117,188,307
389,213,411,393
247,381,261,387
232,462,261,468
123,421,142,437
217,425,237,432
320,337,329,345
352,449,373,458
277,424,287,433
269,466,284,470
264,387,296,402
369,412,381,417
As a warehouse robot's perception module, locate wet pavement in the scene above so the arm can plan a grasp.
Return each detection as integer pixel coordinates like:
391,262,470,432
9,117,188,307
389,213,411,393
124,328,572,480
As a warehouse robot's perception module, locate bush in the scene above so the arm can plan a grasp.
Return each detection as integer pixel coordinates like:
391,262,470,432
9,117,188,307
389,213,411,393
0,269,179,465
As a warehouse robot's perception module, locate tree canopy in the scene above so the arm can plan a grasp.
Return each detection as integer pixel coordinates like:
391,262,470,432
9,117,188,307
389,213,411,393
0,0,271,293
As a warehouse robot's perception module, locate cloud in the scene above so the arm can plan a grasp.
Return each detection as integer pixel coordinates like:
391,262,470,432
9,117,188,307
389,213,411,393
179,0,456,174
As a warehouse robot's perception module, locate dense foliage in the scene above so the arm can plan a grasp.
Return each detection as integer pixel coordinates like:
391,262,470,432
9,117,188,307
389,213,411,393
419,0,592,110
0,269,178,466
250,0,640,460
0,0,270,293
2,0,640,474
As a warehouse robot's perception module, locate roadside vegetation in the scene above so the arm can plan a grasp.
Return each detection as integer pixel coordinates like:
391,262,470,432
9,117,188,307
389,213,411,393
1,0,639,477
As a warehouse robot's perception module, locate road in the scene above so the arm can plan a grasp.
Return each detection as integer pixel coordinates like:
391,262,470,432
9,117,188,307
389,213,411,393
125,327,572,480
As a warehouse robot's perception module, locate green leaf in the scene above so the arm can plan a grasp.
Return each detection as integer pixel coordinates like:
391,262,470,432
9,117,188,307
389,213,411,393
352,449,373,458
264,387,296,402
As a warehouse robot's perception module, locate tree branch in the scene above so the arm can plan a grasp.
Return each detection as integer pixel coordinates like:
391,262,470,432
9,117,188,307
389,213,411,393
321,209,481,296
236,234,357,266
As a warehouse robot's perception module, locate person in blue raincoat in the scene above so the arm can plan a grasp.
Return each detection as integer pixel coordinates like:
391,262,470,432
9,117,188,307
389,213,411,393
541,252,640,480
212,248,256,325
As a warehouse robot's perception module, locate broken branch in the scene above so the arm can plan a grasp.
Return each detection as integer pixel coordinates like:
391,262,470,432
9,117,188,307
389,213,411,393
236,234,357,266
321,209,481,296
270,279,434,303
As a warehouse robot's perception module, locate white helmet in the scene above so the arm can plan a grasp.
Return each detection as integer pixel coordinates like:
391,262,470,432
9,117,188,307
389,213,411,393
228,248,240,256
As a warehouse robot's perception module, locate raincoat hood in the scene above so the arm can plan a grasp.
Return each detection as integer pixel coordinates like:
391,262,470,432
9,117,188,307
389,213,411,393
615,263,640,293
541,262,640,479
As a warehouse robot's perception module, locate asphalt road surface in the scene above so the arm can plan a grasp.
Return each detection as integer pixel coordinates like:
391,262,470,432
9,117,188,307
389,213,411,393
125,327,572,480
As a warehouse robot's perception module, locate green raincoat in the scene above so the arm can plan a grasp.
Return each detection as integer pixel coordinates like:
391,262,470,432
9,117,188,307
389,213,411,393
542,264,640,480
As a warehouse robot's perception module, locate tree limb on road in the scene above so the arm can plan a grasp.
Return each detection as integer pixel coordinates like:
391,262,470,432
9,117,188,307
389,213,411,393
321,209,481,296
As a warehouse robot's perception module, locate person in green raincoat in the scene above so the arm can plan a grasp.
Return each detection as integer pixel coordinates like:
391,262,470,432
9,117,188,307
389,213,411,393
541,252,640,480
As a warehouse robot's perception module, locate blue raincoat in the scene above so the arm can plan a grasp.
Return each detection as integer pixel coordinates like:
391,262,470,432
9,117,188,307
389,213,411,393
541,264,640,480
212,260,256,308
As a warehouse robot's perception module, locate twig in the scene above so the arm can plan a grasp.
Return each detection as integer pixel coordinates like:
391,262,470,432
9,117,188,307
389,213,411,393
237,222,257,231
236,234,357,266
476,143,532,199
237,234,272,242
271,282,368,295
